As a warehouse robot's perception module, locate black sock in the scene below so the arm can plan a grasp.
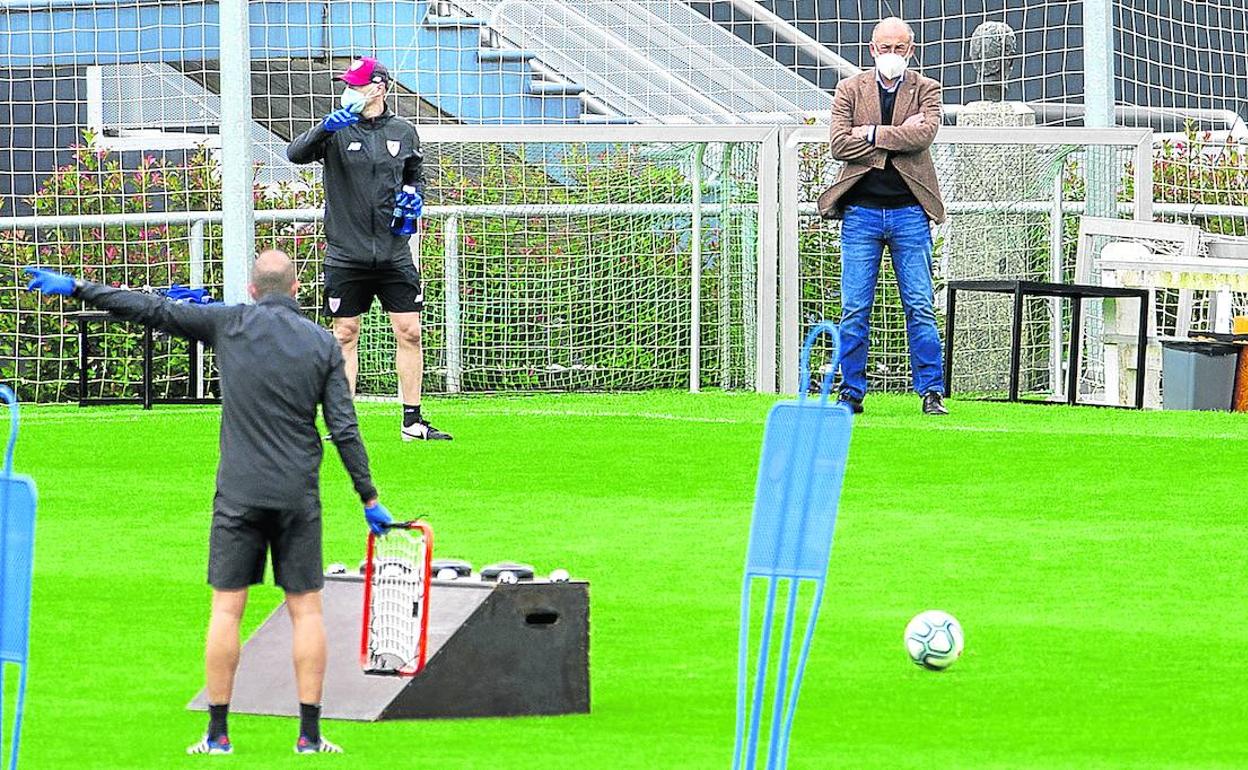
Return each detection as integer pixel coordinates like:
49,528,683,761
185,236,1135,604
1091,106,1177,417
299,702,321,744
402,403,422,427
207,703,229,742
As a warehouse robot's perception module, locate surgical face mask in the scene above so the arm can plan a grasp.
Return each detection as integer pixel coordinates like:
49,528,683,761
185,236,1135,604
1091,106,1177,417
874,52,908,80
340,86,370,110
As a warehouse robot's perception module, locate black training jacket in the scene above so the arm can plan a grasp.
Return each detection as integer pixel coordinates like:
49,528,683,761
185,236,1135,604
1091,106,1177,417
76,283,378,509
286,109,425,269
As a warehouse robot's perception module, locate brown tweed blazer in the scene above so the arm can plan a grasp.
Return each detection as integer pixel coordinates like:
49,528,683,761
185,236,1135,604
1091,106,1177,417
817,69,946,224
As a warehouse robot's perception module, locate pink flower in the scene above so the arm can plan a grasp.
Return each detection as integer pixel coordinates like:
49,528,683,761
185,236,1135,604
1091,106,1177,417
465,235,477,247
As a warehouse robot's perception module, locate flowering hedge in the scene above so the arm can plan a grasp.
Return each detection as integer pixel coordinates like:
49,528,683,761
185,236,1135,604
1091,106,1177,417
2,134,744,400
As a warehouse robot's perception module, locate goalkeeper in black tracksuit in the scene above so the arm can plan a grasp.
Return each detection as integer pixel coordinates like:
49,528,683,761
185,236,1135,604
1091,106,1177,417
288,56,451,441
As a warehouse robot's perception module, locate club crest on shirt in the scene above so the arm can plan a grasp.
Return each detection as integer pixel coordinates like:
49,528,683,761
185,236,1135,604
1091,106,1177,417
328,297,341,313
387,140,401,157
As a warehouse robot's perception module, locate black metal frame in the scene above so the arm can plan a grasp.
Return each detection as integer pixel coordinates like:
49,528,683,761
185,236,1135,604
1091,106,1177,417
943,279,1150,409
73,311,219,409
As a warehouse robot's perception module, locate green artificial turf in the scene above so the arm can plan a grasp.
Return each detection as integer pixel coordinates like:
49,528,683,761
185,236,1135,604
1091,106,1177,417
7,392,1247,769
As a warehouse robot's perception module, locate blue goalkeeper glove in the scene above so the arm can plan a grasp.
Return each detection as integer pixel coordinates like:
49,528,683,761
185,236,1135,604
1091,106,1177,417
390,187,423,236
23,267,77,297
395,189,423,218
364,501,393,536
162,284,216,304
322,104,363,133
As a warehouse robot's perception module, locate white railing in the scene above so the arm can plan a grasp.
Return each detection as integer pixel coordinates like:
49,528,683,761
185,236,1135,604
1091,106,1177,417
8,125,1229,402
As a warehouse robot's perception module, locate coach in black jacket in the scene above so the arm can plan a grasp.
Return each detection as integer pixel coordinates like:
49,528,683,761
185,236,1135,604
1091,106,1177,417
287,57,451,441
24,251,394,755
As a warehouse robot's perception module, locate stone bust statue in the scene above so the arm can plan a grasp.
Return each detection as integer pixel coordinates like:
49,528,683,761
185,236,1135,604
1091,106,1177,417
969,21,1018,102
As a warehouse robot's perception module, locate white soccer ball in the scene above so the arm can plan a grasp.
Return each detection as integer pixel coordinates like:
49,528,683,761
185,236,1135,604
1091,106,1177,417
904,610,964,671
549,569,570,582
436,567,459,581
498,570,518,584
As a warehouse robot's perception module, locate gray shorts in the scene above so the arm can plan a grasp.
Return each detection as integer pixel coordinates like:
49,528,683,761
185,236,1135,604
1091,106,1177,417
209,493,324,594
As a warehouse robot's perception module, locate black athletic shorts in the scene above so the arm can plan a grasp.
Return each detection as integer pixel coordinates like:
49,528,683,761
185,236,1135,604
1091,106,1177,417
208,493,324,594
323,262,424,317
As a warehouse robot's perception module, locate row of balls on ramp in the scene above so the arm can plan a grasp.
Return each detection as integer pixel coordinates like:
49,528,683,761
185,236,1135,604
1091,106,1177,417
326,559,572,584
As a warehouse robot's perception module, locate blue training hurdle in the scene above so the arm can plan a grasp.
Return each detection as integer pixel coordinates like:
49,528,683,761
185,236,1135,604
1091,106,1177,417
0,385,36,770
734,323,854,770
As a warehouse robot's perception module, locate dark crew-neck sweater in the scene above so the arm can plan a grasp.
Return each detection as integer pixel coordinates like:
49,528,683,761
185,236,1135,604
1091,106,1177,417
841,81,921,211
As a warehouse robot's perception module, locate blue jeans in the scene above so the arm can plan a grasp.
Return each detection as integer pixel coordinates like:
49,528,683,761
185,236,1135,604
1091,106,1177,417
838,204,944,399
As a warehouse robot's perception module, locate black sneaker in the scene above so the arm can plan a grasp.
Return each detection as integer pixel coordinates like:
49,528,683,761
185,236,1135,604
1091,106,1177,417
922,392,949,415
401,419,453,441
837,393,864,414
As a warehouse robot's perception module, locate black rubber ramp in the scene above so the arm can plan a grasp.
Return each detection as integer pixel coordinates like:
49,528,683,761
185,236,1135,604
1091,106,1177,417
188,574,590,720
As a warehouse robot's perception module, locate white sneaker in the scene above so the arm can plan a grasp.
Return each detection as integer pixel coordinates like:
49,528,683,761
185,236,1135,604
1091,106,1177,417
187,735,233,755
401,419,453,441
295,735,343,754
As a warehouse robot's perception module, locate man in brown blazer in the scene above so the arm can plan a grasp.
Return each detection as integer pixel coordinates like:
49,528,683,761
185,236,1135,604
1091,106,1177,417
818,17,948,415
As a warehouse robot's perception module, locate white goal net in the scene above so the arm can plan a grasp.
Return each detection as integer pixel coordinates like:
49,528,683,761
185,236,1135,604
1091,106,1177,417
363,523,433,675
0,1,1244,402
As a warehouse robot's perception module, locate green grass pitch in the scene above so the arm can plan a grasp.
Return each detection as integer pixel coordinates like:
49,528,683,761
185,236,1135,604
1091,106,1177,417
7,392,1247,768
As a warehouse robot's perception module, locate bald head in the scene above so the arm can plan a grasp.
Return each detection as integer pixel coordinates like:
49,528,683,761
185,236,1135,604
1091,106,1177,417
871,16,915,60
873,17,914,44
249,248,299,300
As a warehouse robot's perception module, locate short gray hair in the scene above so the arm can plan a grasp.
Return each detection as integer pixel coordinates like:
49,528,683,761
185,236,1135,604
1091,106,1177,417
250,249,297,297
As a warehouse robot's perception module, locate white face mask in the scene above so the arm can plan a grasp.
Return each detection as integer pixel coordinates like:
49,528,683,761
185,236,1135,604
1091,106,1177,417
874,52,908,80
340,86,370,110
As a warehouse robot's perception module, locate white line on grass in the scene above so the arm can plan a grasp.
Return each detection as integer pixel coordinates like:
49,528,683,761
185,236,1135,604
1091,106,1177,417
20,406,222,424
20,404,1241,441
455,407,1243,441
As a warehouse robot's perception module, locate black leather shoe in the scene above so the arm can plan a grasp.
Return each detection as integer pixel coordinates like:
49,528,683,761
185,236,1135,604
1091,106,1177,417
922,391,949,415
838,393,864,414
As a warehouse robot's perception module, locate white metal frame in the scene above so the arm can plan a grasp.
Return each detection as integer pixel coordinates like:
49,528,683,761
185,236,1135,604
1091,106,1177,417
417,124,781,393
8,125,1178,399
776,125,1155,395
1077,216,1248,406
3,125,781,395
